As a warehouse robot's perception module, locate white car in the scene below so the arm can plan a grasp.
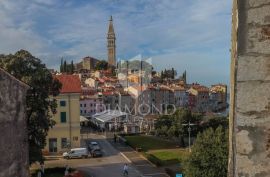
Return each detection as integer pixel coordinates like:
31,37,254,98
63,148,89,159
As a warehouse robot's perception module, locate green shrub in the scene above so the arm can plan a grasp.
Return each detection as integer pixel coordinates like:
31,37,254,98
146,154,163,166
165,168,177,177
31,167,75,177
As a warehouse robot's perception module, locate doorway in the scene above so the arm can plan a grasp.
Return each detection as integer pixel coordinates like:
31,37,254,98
49,138,57,153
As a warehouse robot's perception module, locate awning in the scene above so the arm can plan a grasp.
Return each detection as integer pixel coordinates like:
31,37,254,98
80,116,89,122
92,110,128,123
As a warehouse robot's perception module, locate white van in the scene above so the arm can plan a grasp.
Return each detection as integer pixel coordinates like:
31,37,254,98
63,148,89,159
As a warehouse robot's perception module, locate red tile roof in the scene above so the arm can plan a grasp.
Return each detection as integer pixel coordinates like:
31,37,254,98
131,85,147,91
55,74,81,94
102,91,115,96
191,84,209,92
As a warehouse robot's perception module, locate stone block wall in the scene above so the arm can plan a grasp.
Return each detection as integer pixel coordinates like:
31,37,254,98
229,0,270,176
0,68,29,177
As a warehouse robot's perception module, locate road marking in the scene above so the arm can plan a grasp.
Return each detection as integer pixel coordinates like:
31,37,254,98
143,173,168,176
119,152,131,163
135,164,152,167
138,155,156,167
129,157,143,159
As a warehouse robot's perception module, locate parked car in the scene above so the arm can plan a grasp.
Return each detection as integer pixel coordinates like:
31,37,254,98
63,148,89,159
91,149,102,157
88,141,101,151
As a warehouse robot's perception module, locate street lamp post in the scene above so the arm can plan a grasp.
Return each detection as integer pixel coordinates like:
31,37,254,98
188,121,191,152
182,121,195,153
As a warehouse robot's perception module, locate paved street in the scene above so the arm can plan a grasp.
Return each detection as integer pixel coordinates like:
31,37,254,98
42,133,141,177
40,133,169,177
107,136,168,177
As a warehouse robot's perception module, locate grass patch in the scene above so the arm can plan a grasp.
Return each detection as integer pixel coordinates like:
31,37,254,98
125,135,177,151
148,149,190,165
124,135,189,166
151,149,189,161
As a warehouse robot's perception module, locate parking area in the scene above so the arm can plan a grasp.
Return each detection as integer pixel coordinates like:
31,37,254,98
36,133,142,177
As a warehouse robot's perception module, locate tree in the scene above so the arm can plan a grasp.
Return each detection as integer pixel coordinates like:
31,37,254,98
95,60,108,70
160,71,164,79
184,126,228,177
155,108,200,146
0,50,62,164
71,60,74,73
155,115,172,130
63,60,67,72
60,57,63,72
171,68,175,79
182,70,187,83
198,116,229,133
160,68,177,80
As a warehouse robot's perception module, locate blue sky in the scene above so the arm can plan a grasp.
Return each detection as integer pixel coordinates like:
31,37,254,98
0,0,232,86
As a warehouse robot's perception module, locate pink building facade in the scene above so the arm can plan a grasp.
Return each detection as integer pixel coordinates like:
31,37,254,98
80,95,105,117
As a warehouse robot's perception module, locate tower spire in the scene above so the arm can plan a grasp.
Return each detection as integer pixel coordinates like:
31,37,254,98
108,16,115,34
107,16,116,66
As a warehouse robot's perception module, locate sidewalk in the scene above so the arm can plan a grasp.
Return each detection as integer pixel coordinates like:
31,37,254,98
107,137,169,177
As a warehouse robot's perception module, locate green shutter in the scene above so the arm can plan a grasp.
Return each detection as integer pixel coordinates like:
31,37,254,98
60,112,66,123
60,100,66,106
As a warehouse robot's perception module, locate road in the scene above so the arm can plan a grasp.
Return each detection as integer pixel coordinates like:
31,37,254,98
42,133,142,177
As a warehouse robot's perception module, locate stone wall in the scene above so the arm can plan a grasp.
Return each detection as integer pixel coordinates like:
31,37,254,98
229,0,270,176
0,68,29,177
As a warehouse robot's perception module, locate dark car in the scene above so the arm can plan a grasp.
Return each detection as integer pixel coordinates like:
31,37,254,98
88,141,101,151
91,149,102,157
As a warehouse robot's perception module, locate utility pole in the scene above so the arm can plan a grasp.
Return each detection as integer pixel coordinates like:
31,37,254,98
188,121,191,152
126,60,129,89
182,121,195,152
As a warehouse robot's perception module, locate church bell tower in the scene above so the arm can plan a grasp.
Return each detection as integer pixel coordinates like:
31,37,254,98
107,16,116,66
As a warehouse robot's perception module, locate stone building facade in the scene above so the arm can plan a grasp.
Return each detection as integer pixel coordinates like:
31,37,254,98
75,56,99,72
0,68,29,177
229,0,270,176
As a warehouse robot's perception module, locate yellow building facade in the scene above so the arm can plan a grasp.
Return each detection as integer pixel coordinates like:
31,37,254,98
44,75,81,154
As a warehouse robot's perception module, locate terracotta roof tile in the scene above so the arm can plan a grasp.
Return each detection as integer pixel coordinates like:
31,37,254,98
55,74,81,94
102,91,115,96
191,84,209,92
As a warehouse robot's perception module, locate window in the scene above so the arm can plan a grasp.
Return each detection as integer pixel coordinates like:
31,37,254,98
84,110,86,113
80,104,82,107
49,138,57,152
61,138,67,148
60,100,66,107
84,104,86,107
60,112,66,123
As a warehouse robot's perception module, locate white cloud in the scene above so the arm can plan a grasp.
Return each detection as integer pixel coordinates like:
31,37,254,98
0,0,232,85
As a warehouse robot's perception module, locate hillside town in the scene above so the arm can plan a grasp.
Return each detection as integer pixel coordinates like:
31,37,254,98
1,14,229,177
43,16,228,154
2,0,269,176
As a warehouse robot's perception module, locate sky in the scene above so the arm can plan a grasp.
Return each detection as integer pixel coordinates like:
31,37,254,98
0,0,232,86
